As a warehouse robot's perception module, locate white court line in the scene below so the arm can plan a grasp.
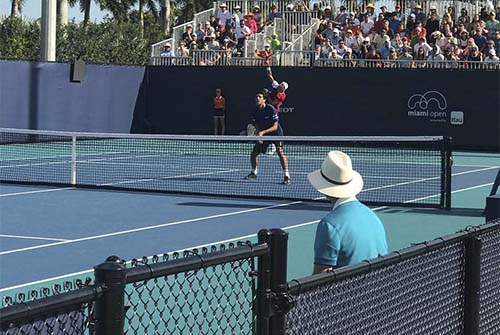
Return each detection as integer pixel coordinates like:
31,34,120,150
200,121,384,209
0,170,495,290
0,174,488,294
0,187,75,197
0,234,70,242
0,200,304,256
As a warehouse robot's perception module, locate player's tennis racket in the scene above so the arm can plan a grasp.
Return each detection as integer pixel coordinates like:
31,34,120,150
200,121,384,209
246,123,258,136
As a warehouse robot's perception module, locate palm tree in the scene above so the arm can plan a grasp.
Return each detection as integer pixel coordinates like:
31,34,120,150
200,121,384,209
10,0,26,17
102,0,131,22
160,0,170,36
128,0,158,36
68,0,104,27
57,0,69,26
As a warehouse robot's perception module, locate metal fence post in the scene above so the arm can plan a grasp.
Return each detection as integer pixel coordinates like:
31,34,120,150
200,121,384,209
464,237,482,335
269,228,289,335
256,229,272,335
93,256,126,335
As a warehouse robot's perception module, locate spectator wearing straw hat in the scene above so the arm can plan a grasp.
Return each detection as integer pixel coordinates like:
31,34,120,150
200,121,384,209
412,4,426,26
365,3,377,22
309,151,388,273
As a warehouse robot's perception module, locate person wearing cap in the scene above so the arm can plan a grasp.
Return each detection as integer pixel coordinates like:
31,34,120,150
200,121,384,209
334,6,349,28
269,33,282,54
160,43,175,64
244,12,258,34
322,6,335,22
217,3,233,30
233,4,243,21
309,151,388,273
484,48,499,62
244,92,290,185
252,5,262,32
466,44,483,61
406,13,417,32
412,4,426,26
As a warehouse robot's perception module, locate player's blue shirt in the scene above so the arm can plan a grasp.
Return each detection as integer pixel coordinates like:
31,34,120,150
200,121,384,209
314,200,388,268
252,103,283,135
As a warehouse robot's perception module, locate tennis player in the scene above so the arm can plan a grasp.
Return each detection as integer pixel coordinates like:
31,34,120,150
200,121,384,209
308,151,388,273
265,67,288,112
244,91,290,185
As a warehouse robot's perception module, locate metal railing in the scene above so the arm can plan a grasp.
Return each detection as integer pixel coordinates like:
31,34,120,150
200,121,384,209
151,7,215,58
151,52,500,70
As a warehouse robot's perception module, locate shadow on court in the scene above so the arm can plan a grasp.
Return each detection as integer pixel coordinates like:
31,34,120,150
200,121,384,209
378,207,485,218
177,201,331,211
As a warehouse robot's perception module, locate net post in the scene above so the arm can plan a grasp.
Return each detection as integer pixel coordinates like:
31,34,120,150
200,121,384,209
269,228,289,335
442,136,453,210
463,236,481,335
93,256,126,335
256,229,272,335
71,135,77,185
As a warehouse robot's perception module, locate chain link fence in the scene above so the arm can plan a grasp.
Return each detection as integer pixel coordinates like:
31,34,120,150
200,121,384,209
123,245,259,334
1,221,499,335
286,242,466,335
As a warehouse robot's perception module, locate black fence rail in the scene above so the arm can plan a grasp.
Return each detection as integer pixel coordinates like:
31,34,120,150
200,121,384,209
0,221,499,335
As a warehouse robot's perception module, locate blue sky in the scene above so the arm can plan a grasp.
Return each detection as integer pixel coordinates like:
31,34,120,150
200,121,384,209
0,0,109,22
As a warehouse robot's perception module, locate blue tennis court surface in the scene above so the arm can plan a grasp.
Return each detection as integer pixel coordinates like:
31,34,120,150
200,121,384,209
0,151,498,292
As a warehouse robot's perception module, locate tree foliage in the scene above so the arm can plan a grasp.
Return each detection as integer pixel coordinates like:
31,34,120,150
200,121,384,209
0,15,163,65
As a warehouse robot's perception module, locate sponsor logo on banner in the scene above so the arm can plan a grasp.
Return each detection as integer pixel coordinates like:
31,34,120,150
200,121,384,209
280,107,294,114
407,91,448,123
450,111,464,125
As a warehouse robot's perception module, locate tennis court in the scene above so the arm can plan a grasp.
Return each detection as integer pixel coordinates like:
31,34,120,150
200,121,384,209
0,129,498,296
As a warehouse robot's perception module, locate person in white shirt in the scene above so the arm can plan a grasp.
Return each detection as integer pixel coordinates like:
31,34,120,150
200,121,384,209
360,14,374,37
216,3,233,29
413,37,433,57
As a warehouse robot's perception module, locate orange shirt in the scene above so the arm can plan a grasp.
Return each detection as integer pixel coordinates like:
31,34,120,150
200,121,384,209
213,96,226,109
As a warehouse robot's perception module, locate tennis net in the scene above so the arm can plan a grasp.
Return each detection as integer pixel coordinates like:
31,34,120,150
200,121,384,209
0,128,452,208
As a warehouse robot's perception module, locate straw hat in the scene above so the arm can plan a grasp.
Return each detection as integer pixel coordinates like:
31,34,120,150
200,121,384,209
308,151,363,198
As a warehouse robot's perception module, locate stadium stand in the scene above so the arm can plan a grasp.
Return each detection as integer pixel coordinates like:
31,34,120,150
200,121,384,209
150,0,500,68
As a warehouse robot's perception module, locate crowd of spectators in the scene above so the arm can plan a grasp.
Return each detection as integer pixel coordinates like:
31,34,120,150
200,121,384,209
313,3,500,65
158,2,500,66
159,3,290,64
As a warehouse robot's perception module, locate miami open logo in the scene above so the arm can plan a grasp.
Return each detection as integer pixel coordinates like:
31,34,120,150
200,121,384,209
407,91,448,123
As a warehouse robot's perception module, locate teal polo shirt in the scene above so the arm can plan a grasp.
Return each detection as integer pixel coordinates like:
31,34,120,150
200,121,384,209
314,200,388,268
